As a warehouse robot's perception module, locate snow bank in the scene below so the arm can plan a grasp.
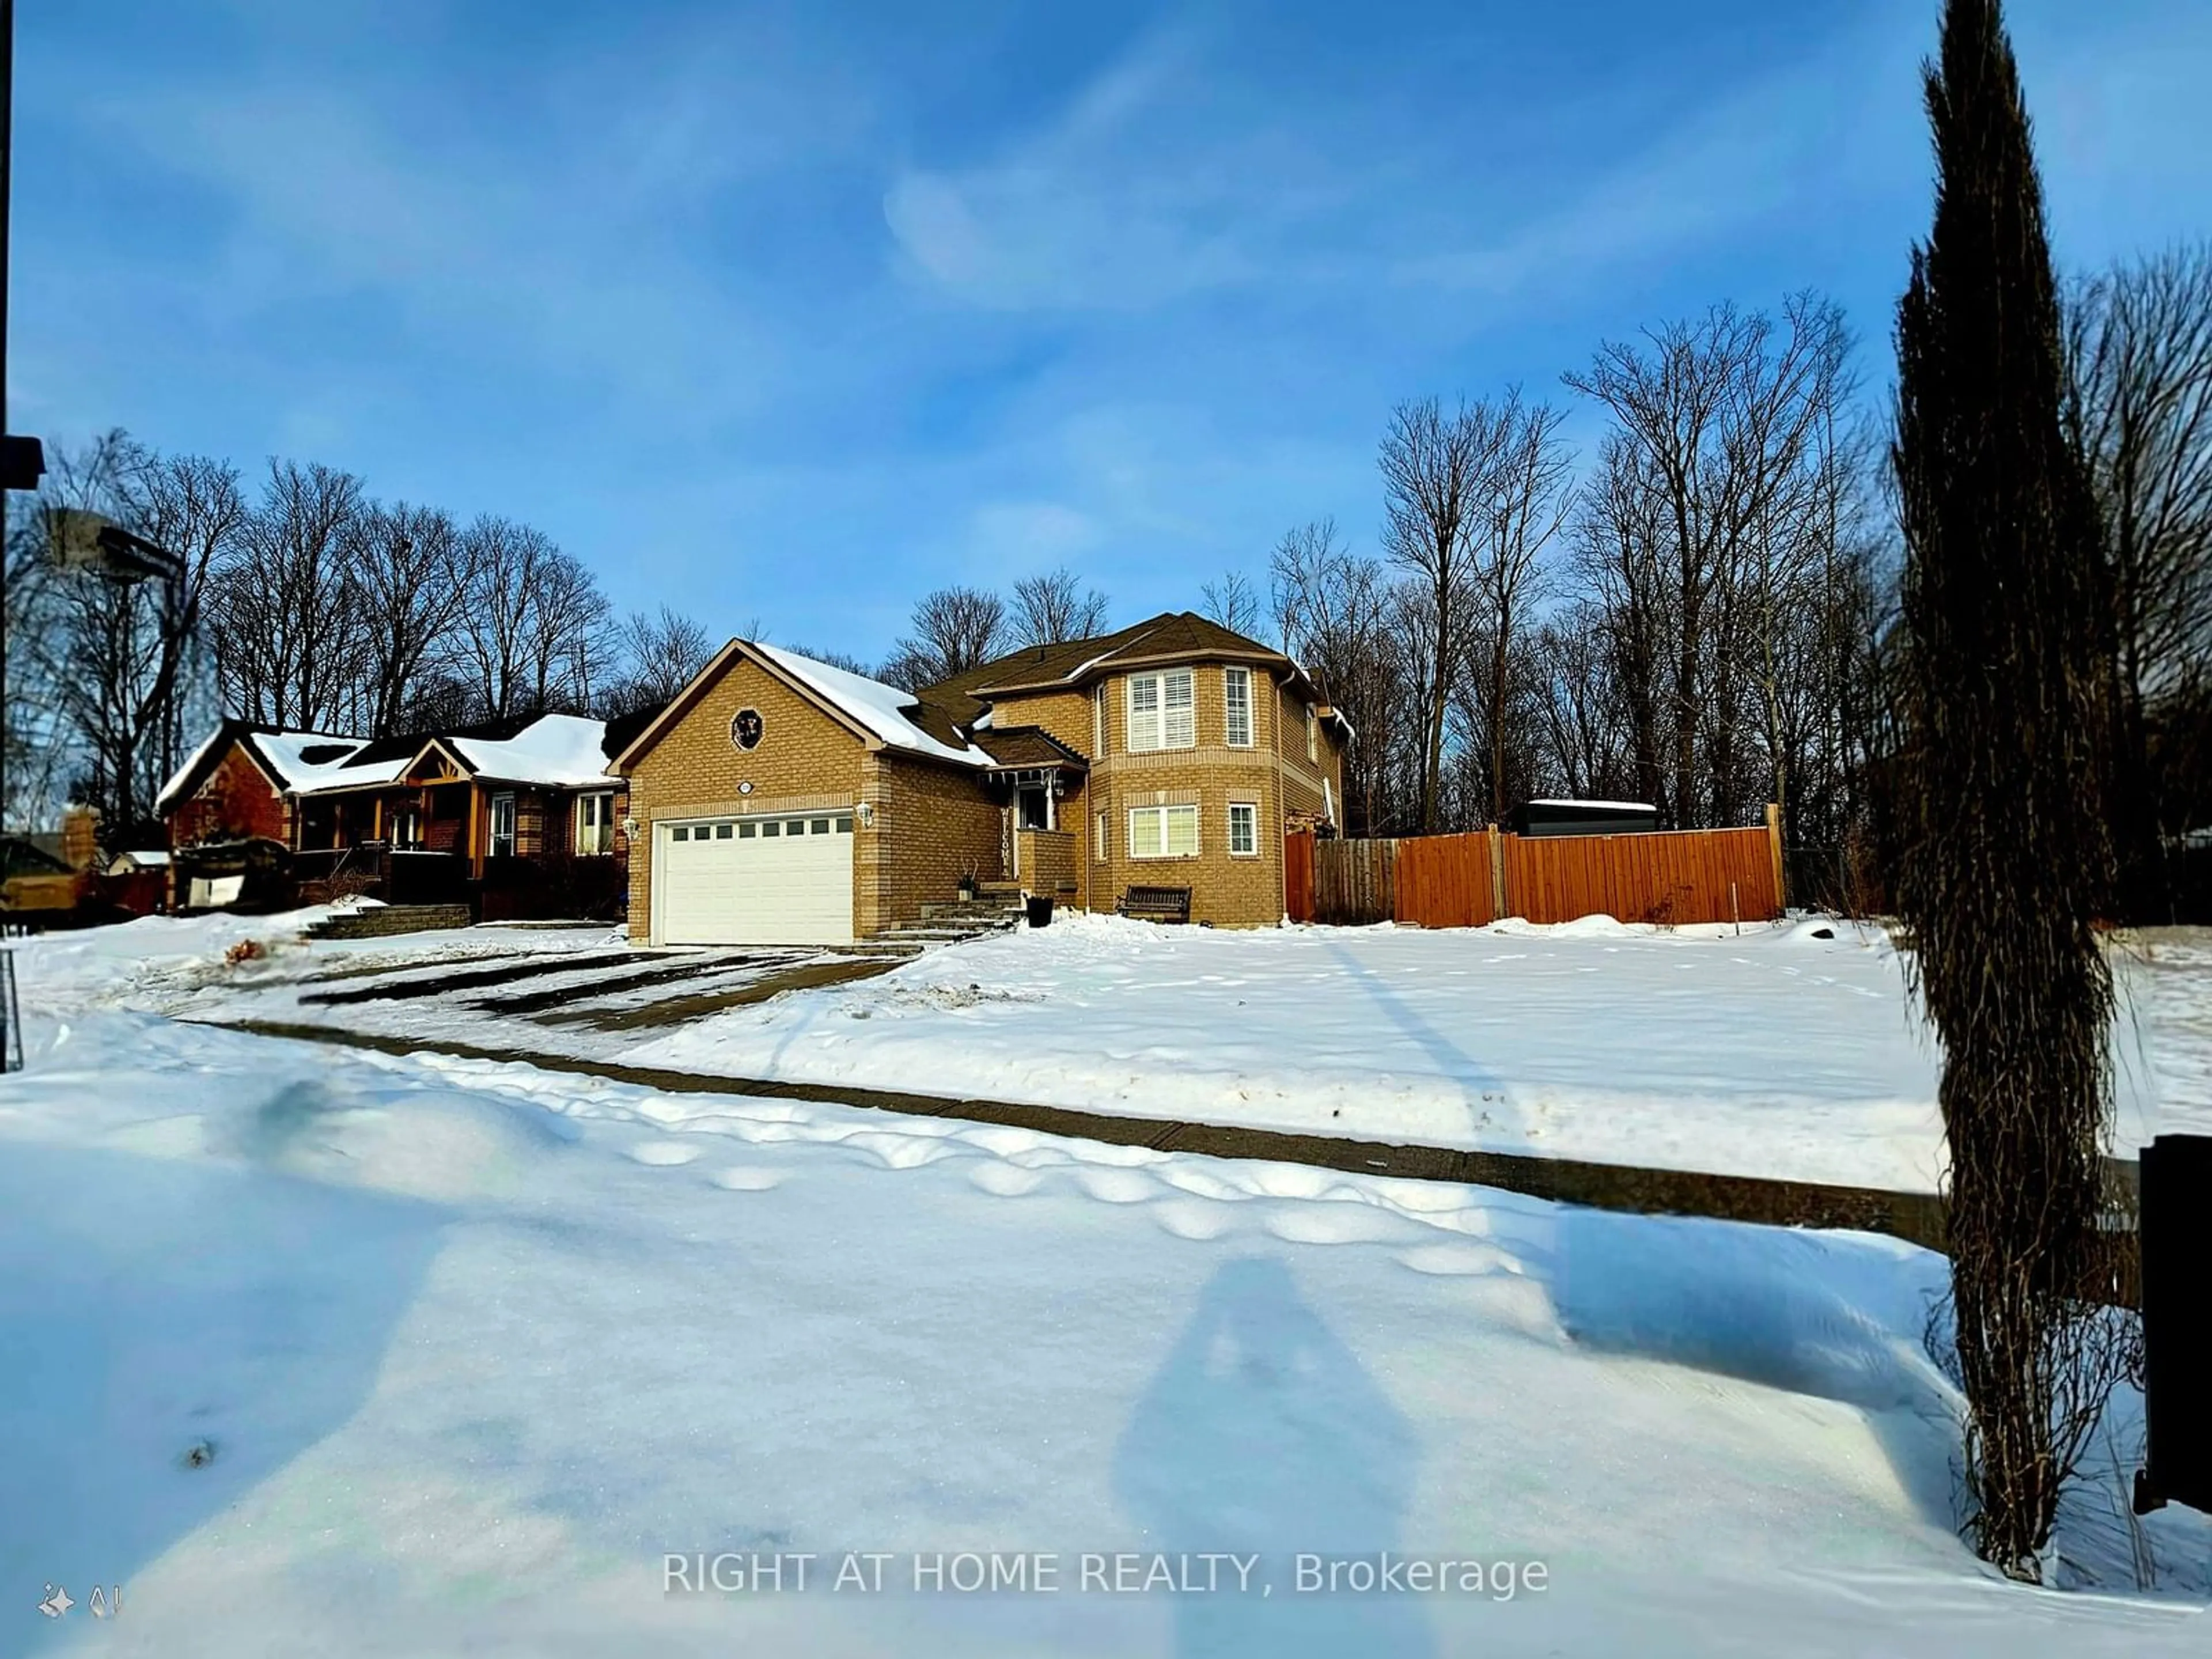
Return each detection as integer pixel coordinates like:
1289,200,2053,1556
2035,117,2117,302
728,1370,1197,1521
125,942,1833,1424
0,1001,2200,1655
221,1074,580,1202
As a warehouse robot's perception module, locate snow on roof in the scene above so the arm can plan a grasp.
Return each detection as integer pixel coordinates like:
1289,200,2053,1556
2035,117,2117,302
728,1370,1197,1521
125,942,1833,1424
157,725,376,811
260,731,397,793
449,715,620,787
751,643,990,767
1526,799,1657,813
156,725,231,812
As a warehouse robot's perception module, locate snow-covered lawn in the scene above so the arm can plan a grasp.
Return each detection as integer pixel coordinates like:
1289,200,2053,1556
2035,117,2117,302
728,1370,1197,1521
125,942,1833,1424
174,910,2198,1194
0,916,2205,1655
639,913,1972,1191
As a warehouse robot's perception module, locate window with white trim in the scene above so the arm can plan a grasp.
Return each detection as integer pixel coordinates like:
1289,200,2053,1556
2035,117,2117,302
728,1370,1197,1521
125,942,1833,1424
1224,667,1253,747
1305,703,1317,763
1126,669,1195,752
575,791,615,855
1127,804,1199,859
490,792,517,858
1228,801,1258,856
1094,684,1106,756
1094,810,1108,862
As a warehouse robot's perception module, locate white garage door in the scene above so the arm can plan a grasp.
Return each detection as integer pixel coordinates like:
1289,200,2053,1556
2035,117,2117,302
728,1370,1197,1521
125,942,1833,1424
656,811,855,946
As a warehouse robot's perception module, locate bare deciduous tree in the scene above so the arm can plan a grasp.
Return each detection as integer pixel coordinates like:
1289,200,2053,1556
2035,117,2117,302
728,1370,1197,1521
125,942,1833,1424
1380,398,1499,831
524,548,612,715
138,453,249,786
881,585,1007,688
1468,392,1575,824
2066,243,2212,915
1200,569,1260,638
347,502,471,737
614,605,717,711
1011,567,1109,646
1271,517,1414,834
10,433,237,839
778,641,880,677
1535,601,1631,801
209,459,367,730
1565,296,1851,827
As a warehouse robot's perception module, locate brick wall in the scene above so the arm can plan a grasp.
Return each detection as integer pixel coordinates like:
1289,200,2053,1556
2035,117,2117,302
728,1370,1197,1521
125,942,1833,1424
861,751,1004,930
622,655,868,940
166,744,289,847
1014,828,1078,894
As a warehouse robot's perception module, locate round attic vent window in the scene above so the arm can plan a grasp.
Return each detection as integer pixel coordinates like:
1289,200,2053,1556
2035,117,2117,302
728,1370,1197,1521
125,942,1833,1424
730,708,764,752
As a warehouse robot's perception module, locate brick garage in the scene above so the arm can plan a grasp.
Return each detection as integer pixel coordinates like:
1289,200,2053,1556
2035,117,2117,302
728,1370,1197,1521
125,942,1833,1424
616,643,1003,945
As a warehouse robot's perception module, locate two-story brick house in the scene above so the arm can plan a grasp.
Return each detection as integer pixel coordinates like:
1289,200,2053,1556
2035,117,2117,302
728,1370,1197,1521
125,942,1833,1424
614,612,1349,944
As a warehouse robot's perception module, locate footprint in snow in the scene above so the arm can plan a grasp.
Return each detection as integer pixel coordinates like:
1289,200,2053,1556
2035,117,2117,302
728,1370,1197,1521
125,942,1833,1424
969,1161,1042,1197
1075,1168,1162,1205
626,1140,702,1166
1397,1241,1522,1277
709,1166,785,1191
1152,1198,1235,1241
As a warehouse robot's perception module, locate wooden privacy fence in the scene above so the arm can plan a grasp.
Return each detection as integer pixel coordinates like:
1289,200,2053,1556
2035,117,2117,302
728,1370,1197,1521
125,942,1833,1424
1294,810,1786,929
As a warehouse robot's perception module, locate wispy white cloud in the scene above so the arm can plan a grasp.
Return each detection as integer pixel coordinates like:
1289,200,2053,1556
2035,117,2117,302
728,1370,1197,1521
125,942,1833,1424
882,21,1353,313
57,18,876,431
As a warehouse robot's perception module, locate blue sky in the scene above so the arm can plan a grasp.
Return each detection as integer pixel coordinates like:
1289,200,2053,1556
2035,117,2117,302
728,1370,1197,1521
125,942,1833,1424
13,0,2212,661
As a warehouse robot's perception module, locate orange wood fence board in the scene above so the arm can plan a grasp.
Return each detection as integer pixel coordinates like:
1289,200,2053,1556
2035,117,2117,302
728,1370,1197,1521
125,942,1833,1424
1287,822,1783,929
1285,830,1315,923
1500,827,1780,926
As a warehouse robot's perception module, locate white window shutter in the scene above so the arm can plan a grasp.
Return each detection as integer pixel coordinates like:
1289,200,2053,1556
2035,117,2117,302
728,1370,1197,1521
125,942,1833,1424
1128,675,1162,752
1164,670,1195,748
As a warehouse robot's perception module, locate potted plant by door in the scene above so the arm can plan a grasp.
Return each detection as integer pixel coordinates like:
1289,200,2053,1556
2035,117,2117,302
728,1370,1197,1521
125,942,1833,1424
956,861,979,904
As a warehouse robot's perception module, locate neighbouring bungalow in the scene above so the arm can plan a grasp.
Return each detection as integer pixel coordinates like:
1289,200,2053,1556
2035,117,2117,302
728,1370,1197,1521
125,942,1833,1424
614,611,1351,945
159,712,635,919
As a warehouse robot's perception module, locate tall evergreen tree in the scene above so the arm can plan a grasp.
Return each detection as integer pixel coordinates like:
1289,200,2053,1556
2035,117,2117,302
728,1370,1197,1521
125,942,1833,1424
1892,0,2120,1580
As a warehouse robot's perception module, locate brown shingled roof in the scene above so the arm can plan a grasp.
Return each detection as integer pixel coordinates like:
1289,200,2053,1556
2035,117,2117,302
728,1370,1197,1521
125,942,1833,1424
916,611,1305,724
975,726,1090,769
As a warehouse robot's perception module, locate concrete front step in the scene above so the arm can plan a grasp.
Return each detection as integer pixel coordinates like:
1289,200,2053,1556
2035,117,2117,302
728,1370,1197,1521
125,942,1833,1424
306,904,474,941
918,902,1027,922
886,919,1021,942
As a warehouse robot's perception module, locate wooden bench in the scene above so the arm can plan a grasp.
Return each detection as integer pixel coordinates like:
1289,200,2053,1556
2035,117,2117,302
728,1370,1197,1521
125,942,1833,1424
1116,885,1192,925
